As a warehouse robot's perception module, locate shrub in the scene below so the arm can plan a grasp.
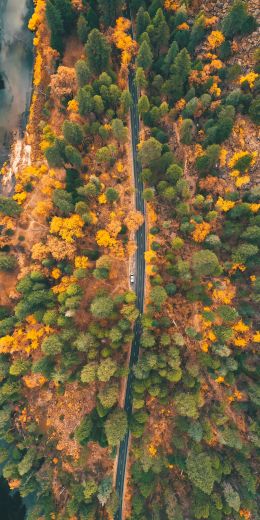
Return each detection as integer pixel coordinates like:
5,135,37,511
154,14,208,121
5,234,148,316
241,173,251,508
171,237,184,250
0,253,17,272
0,196,21,217
249,96,260,124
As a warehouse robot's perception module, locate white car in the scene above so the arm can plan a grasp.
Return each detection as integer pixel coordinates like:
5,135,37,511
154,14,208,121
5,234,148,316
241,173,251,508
130,274,135,284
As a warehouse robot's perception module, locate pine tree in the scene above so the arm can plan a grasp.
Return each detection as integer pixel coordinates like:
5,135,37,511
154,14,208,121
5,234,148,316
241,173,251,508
98,0,123,27
164,41,179,69
75,60,91,87
85,29,111,75
54,0,76,33
136,7,151,39
150,8,169,54
136,40,153,70
46,0,64,54
77,14,89,43
174,48,191,83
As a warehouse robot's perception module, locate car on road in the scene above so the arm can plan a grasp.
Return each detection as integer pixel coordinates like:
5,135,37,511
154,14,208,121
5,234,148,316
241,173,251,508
130,273,135,285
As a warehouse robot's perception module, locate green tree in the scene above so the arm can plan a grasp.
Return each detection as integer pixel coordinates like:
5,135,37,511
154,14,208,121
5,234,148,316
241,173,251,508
111,119,128,144
77,14,89,43
75,60,91,87
77,87,93,116
136,7,151,39
98,383,118,409
96,144,117,165
97,358,117,382
74,332,98,352
138,137,162,167
249,96,260,125
105,188,119,203
232,243,258,263
150,286,167,309
65,145,82,168
180,119,196,145
223,483,240,512
81,362,98,384
138,95,150,116
164,41,179,70
192,250,221,277
75,414,93,444
135,67,147,90
0,254,17,272
222,0,256,38
98,0,123,27
46,0,64,54
150,8,170,54
85,29,111,75
174,48,191,83
18,448,36,477
97,477,113,506
105,409,127,446
83,480,98,501
0,196,21,217
187,451,215,495
52,189,74,215
142,187,155,201
54,0,76,33
90,296,114,319
63,121,83,147
41,334,63,356
175,393,199,419
136,41,153,70
45,141,64,168
120,89,133,115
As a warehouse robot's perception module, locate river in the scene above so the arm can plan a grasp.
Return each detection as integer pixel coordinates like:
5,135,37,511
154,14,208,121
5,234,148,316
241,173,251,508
0,0,34,167
0,1,33,516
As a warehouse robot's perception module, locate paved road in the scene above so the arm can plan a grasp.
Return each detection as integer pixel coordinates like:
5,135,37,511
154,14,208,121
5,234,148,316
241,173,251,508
114,15,146,520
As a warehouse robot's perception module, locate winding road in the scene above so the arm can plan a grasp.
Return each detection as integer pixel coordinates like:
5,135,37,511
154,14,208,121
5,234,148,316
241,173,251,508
114,13,146,520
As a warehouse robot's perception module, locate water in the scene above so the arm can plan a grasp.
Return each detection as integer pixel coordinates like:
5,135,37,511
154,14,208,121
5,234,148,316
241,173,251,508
0,1,33,515
0,0,34,166
0,477,26,520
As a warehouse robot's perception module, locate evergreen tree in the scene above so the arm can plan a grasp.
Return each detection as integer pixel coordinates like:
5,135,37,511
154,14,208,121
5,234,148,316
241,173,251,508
164,41,179,70
98,0,123,27
174,48,192,83
138,95,150,116
222,0,256,38
150,8,169,55
75,60,91,87
46,0,64,54
136,7,151,39
63,121,83,147
54,0,76,33
77,87,94,116
111,119,128,144
85,29,111,75
77,14,89,43
136,41,153,70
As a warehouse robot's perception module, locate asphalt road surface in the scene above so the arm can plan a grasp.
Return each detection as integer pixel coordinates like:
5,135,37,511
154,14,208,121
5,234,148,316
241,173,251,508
114,21,146,520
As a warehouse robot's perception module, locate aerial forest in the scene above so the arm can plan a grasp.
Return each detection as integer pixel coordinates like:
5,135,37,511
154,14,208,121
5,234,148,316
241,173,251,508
0,1,259,519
